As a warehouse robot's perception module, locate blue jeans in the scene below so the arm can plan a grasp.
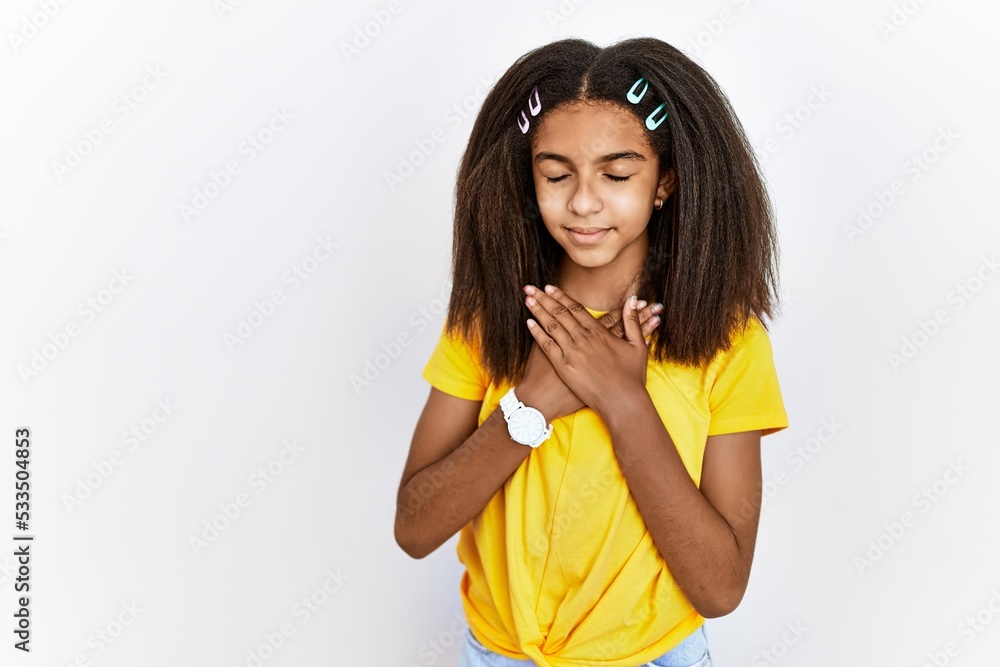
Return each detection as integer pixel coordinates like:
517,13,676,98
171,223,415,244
458,625,713,667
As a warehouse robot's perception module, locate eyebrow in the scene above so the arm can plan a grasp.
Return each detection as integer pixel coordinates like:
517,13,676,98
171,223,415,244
533,150,648,166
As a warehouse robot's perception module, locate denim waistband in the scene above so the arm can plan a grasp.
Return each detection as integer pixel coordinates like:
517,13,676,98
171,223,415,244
463,623,709,666
649,624,709,665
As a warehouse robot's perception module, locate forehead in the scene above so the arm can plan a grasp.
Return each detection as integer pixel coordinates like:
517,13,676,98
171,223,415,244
531,100,651,158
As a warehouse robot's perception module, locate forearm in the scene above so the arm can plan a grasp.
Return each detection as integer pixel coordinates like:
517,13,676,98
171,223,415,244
395,407,530,559
598,390,746,618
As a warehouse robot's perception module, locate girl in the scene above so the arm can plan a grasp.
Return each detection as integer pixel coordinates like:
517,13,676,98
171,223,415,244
396,37,789,667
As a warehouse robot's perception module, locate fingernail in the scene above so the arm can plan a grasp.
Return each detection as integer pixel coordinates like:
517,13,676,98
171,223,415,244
629,295,637,309
524,285,535,294
650,315,660,325
637,300,647,309
651,302,663,313
544,284,555,294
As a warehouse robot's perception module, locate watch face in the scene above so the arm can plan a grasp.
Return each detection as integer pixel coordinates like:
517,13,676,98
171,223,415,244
509,408,544,444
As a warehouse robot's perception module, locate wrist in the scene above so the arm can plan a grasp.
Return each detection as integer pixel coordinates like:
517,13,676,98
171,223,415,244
594,386,651,429
508,384,556,424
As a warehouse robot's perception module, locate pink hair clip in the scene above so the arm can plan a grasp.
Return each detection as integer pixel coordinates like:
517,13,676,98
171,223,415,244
517,86,542,134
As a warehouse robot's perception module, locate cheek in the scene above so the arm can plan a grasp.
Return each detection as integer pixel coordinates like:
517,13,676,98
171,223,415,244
605,189,649,222
535,190,563,227
535,186,559,209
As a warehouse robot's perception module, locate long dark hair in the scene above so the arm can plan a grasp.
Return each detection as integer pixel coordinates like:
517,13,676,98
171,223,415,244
444,37,781,388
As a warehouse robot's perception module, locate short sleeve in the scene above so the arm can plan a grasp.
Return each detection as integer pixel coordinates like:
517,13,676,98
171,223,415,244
707,317,789,437
421,321,489,402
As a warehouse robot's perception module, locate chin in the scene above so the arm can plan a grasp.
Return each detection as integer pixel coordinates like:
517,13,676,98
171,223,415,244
563,248,613,268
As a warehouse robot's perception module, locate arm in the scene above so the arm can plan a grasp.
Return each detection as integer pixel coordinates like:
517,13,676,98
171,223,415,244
395,388,531,560
600,389,763,618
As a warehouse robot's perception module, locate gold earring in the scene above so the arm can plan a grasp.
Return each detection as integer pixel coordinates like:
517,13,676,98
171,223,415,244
654,198,663,210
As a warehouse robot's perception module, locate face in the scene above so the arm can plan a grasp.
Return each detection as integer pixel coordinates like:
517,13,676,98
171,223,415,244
530,100,675,271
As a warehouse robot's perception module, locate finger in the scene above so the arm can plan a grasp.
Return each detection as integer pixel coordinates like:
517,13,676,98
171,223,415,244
623,294,643,344
644,313,661,346
642,311,660,341
600,300,657,338
525,318,560,359
530,284,593,338
524,287,575,349
640,301,662,339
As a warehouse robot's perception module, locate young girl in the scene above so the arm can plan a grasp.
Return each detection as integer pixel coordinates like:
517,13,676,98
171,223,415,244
396,37,789,667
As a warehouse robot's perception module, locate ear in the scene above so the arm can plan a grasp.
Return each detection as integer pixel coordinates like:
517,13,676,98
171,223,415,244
656,166,677,203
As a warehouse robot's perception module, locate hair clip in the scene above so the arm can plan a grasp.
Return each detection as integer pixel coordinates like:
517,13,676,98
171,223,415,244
517,85,542,134
646,103,667,130
627,77,649,103
627,77,668,130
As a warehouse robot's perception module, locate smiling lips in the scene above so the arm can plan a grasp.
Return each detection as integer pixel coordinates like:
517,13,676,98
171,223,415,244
566,227,612,244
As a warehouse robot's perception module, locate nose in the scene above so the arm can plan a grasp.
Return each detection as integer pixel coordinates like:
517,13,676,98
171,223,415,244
567,174,603,217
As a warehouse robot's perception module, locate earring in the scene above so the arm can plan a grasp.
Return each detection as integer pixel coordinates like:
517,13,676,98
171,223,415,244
654,198,663,210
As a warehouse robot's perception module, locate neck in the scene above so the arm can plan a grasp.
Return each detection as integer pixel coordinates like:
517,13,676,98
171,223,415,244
556,231,647,312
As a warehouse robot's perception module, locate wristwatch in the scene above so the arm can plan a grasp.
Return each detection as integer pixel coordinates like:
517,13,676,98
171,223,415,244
499,387,553,448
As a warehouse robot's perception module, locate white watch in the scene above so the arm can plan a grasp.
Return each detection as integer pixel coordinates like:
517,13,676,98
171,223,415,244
499,387,553,448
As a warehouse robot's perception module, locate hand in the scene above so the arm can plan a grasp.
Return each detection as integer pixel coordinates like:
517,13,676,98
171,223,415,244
522,284,650,422
517,289,661,422
518,301,659,421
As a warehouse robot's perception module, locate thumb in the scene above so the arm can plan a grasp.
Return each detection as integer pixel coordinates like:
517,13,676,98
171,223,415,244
623,294,642,344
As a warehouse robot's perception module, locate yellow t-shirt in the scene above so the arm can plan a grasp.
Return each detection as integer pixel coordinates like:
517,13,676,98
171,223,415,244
420,307,788,666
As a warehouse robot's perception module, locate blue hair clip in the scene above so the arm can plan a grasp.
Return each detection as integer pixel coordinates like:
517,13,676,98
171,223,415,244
627,77,649,103
627,77,668,130
646,103,668,130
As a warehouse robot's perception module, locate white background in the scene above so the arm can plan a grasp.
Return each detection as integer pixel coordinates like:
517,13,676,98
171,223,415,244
2,1,998,665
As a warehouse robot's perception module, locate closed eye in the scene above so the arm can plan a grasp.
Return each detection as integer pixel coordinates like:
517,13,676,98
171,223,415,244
544,174,632,183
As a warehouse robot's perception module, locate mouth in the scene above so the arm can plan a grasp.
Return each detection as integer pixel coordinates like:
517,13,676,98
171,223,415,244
566,227,612,244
